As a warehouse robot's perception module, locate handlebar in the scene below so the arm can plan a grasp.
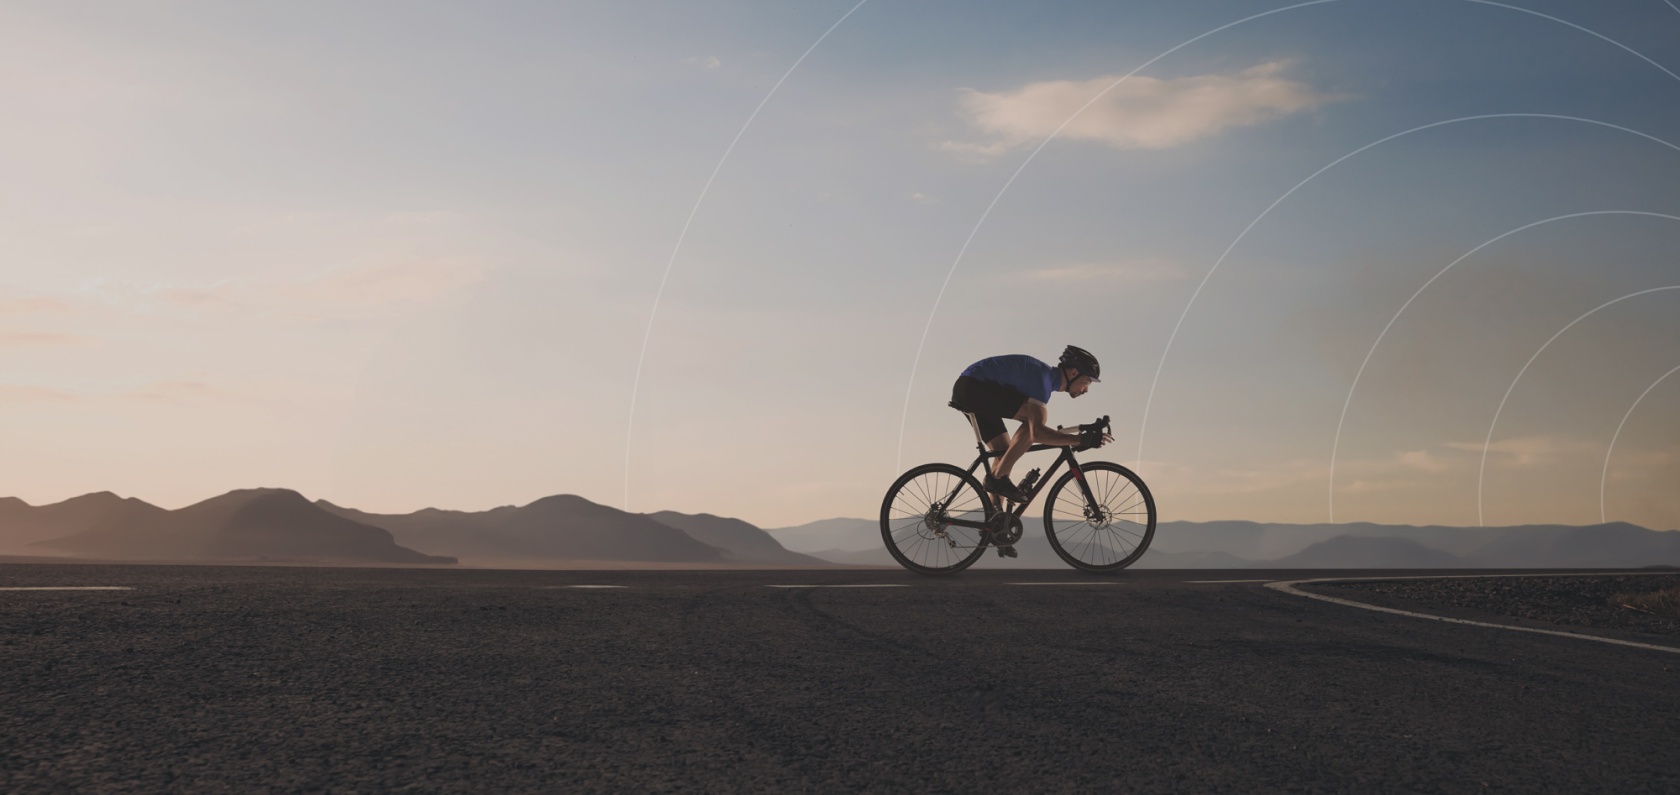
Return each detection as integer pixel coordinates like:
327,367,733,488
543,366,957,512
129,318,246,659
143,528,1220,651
1069,415,1111,452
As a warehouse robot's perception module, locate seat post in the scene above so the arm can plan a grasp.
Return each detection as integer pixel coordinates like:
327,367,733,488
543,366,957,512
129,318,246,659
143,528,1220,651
962,411,993,475
949,400,994,475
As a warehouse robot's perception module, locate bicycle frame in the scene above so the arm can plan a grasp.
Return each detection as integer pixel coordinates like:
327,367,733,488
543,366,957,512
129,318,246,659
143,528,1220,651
935,439,1099,534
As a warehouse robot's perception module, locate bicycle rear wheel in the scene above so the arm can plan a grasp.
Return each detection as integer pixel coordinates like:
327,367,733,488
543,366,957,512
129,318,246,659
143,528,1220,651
1042,461,1155,572
880,463,993,574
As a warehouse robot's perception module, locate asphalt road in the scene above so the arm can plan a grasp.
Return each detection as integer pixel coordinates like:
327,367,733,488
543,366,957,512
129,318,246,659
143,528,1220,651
2,564,1677,793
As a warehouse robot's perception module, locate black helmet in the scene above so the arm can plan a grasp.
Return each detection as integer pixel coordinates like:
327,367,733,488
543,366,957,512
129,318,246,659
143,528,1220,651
1058,345,1100,382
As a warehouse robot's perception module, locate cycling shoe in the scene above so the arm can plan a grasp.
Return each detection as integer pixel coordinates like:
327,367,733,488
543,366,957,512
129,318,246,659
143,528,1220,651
983,474,1026,503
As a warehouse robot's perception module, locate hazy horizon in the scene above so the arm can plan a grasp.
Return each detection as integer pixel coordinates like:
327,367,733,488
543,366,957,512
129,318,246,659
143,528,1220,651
6,485,1678,535
3,1,1678,530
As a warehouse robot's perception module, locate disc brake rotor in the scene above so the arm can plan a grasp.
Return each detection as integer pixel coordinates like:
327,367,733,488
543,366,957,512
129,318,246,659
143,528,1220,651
1085,503,1112,528
921,507,948,540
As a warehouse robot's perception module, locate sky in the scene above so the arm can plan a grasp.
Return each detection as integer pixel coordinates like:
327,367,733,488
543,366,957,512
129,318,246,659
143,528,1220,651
2,0,1678,530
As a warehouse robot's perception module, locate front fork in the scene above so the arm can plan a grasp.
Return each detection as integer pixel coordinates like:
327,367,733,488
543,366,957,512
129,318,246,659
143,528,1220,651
1067,463,1110,525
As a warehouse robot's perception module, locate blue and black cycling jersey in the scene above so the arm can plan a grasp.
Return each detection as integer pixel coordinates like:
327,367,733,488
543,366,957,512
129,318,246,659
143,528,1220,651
960,354,1059,405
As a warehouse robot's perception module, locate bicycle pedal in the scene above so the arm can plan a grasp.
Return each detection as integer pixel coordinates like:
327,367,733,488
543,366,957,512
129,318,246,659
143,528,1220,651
996,545,1018,558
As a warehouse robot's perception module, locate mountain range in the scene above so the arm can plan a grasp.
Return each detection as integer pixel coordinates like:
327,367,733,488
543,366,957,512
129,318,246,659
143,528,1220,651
317,498,824,567
1,489,824,567
5,489,1678,569
761,517,1680,569
25,489,452,565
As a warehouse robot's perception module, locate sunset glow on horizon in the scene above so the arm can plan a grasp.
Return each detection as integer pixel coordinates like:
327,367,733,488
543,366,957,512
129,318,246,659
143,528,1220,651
2,1,1677,530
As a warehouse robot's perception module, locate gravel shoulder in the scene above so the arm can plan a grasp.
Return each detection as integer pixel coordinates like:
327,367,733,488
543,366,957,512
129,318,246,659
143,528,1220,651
1306,571,1680,640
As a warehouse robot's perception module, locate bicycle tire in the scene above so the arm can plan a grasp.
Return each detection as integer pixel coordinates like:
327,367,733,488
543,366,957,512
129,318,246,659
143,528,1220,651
880,463,994,575
1042,461,1156,572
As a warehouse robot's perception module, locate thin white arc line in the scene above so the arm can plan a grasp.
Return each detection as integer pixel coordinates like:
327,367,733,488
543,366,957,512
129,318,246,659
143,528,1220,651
1330,210,1680,523
1600,363,1680,523
894,0,1680,478
1266,577,1680,655
623,0,869,512
0,586,134,591
1478,285,1680,526
1460,0,1680,85
893,0,1345,476
1668,1,1680,18
1184,578,1272,583
1159,123,1680,513
1166,7,1680,475
565,585,628,589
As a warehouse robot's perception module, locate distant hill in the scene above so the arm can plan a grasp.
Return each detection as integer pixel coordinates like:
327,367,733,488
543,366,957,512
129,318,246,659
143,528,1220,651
313,503,519,559
321,495,726,564
644,511,830,566
14,487,1679,570
34,489,452,564
766,518,880,555
769,517,1680,569
770,519,1246,570
1262,536,1465,569
1150,520,1513,560
0,492,166,553
1464,523,1680,568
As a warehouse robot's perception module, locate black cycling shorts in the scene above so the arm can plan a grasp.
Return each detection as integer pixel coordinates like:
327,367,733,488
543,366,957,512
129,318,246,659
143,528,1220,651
950,375,1027,443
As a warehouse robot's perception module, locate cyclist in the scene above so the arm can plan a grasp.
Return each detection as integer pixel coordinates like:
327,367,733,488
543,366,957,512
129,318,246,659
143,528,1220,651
950,345,1114,503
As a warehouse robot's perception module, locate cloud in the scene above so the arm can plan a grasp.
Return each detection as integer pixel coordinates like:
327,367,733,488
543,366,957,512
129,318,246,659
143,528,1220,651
945,61,1338,158
126,380,230,404
0,295,76,314
1445,435,1593,468
0,380,236,405
1331,448,1472,495
160,286,241,312
0,331,87,346
297,261,489,309
61,259,489,321
0,384,78,403
1395,449,1452,473
1149,458,1325,497
1012,260,1187,287
1607,448,1679,477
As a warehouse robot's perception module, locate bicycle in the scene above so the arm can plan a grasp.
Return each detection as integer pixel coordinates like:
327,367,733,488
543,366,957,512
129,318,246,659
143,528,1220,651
879,402,1157,574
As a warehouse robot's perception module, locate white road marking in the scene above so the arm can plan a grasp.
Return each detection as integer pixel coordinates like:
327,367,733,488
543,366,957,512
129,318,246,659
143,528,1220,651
564,585,628,589
0,586,133,591
1267,575,1680,656
766,584,909,589
1185,579,1272,584
1006,582,1121,586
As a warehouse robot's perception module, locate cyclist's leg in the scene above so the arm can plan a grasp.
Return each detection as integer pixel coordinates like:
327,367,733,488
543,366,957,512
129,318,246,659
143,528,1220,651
993,401,1043,480
952,377,1027,495
951,377,1020,458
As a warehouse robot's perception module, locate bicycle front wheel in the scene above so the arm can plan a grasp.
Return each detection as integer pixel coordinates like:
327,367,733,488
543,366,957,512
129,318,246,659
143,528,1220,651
880,463,993,574
1043,461,1156,572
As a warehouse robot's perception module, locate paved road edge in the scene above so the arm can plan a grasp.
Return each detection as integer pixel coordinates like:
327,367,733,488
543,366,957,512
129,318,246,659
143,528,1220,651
1265,574,1680,656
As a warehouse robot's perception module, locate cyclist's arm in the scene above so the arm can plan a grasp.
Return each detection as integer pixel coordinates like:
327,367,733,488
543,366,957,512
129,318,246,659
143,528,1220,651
1021,402,1081,446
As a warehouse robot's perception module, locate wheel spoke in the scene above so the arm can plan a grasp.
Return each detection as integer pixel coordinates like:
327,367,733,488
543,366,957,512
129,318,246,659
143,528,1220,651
881,465,994,573
1041,465,1154,571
